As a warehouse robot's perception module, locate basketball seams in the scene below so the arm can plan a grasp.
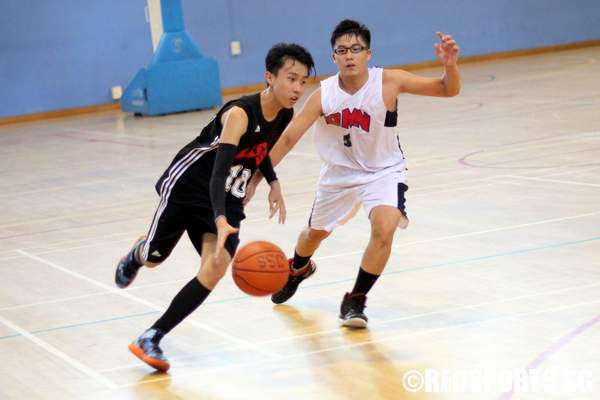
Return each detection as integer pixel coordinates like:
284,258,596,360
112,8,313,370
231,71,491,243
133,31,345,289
233,248,285,264
233,268,288,273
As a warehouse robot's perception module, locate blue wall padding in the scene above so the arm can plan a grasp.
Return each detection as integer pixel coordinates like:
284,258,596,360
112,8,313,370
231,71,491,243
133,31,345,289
1,0,599,117
120,0,222,115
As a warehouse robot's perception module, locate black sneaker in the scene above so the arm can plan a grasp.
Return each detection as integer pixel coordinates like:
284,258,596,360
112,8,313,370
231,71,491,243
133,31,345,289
115,237,145,288
128,328,170,372
271,259,317,304
339,292,368,328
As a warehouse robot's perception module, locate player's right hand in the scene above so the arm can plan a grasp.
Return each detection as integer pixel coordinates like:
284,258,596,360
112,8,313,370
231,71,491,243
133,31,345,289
434,32,460,67
215,216,239,260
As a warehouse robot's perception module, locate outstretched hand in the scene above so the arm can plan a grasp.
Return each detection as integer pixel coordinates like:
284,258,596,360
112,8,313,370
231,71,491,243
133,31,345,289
435,32,460,67
267,180,287,224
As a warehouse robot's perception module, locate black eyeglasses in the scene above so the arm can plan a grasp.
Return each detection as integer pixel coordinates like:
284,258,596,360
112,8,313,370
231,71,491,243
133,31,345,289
333,44,367,55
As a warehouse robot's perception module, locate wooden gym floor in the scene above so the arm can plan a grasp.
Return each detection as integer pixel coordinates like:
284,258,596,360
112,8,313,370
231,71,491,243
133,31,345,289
1,46,599,399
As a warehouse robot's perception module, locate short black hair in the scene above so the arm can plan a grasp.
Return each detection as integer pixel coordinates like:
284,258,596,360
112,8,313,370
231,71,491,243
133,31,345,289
330,19,371,49
265,43,315,77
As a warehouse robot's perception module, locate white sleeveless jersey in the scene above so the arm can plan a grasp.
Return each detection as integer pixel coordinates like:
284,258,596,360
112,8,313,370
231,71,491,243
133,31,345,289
313,67,407,188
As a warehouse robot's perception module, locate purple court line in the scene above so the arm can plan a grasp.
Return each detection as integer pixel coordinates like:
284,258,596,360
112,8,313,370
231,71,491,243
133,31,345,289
497,313,600,400
481,147,600,166
456,130,598,168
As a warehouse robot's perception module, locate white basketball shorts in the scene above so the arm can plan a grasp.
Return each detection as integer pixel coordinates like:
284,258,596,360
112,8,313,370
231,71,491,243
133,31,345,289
308,170,408,232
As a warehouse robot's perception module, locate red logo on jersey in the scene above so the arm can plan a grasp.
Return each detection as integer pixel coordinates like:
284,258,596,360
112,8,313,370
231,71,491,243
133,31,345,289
324,108,371,132
235,142,268,165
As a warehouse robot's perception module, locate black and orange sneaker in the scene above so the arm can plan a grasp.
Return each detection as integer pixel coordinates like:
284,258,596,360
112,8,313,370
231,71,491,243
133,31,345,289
115,237,145,288
128,328,170,372
339,292,368,328
271,258,317,304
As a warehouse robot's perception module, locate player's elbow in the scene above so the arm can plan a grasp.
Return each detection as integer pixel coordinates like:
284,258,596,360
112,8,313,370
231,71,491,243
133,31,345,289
442,83,460,97
447,86,460,97
439,77,460,97
282,131,300,150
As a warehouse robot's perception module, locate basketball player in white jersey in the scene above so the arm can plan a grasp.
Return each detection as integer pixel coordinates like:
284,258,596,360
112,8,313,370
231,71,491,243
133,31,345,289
244,19,460,327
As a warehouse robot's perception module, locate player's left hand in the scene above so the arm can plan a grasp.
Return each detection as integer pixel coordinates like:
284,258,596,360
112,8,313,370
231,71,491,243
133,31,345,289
435,32,460,67
215,215,239,260
243,174,260,206
267,180,286,224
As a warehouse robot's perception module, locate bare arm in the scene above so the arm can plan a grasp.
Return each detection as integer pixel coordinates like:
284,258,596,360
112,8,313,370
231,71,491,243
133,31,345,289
385,32,461,98
219,106,248,145
243,89,322,205
270,88,323,167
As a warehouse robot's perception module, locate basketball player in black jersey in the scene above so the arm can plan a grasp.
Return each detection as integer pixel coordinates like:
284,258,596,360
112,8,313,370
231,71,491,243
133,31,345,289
114,43,314,372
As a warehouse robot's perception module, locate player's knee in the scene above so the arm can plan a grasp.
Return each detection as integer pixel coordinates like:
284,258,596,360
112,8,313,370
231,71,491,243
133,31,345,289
306,228,329,243
201,258,229,284
200,270,225,286
398,214,409,229
370,221,397,247
143,260,161,268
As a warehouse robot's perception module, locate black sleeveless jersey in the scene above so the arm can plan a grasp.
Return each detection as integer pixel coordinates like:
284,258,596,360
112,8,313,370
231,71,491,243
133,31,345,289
155,93,293,215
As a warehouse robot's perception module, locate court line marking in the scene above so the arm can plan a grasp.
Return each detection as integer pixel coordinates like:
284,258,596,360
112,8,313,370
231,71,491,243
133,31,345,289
2,168,596,257
2,130,595,231
258,281,600,345
299,237,600,293
401,96,599,133
539,164,600,178
64,128,176,142
3,235,598,346
94,280,600,373
317,210,600,261
2,152,597,243
505,174,600,188
0,313,117,389
0,200,312,239
117,299,600,387
0,276,204,312
15,250,281,360
407,130,596,169
0,173,158,199
292,300,600,356
497,312,600,400
3,220,598,314
0,291,110,311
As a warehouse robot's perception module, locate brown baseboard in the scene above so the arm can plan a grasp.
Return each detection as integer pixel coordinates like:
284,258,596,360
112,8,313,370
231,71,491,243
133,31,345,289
221,75,325,96
2,39,599,127
0,102,121,126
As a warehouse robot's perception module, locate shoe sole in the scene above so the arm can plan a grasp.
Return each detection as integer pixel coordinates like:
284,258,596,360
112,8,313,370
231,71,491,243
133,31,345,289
339,317,368,329
128,343,170,372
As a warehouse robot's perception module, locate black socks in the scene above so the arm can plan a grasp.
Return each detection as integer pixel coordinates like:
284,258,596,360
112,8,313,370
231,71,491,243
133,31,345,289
151,277,211,334
351,267,380,295
291,251,312,271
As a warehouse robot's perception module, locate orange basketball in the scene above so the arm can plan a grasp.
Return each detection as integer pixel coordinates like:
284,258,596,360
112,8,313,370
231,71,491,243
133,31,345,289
232,241,289,296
